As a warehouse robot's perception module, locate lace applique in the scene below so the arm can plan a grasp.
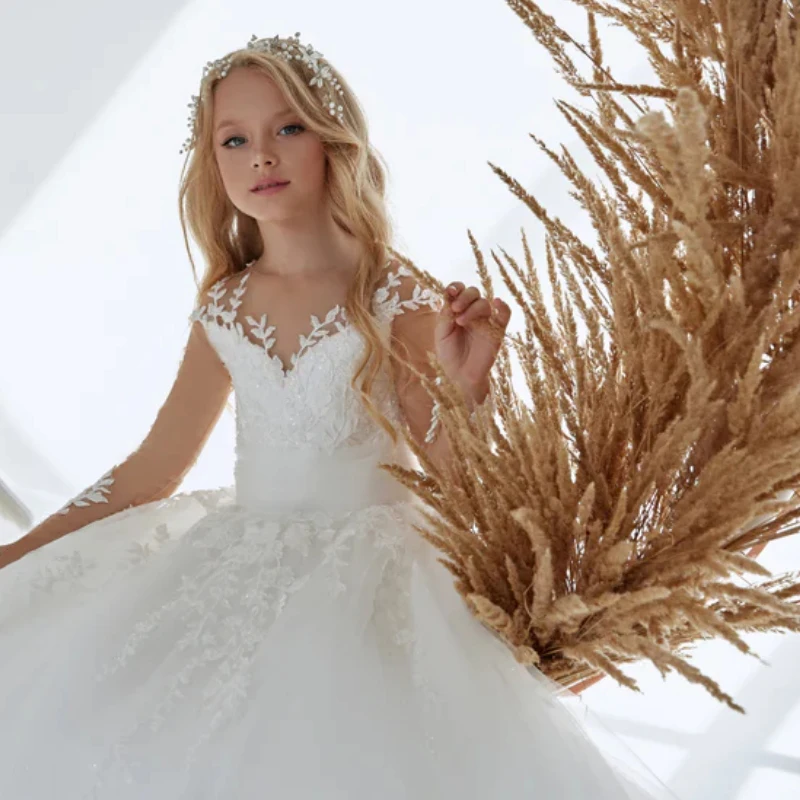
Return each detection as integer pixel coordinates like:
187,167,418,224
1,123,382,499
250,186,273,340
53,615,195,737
92,503,414,781
125,523,173,567
55,468,115,515
0,517,176,644
423,379,498,446
0,491,233,620
244,286,350,376
190,264,362,378
29,523,171,593
189,260,442,366
370,264,444,447
424,376,444,444
373,264,443,321
371,547,415,651
186,260,444,453
370,543,443,758
188,273,245,329
26,549,98,594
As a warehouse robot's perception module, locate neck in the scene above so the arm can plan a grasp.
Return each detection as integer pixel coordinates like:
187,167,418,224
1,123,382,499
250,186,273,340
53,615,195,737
252,200,364,279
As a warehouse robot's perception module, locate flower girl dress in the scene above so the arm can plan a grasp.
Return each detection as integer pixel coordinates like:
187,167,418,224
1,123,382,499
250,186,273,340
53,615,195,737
0,261,678,798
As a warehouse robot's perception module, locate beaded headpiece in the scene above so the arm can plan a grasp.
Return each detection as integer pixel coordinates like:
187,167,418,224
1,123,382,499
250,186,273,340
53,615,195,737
180,32,345,155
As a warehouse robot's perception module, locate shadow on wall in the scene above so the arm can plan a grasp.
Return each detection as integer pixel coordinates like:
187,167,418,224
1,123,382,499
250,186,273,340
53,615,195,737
0,0,189,240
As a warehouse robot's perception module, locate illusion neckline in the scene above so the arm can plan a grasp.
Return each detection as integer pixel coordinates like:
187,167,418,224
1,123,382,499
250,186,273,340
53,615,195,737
225,260,394,380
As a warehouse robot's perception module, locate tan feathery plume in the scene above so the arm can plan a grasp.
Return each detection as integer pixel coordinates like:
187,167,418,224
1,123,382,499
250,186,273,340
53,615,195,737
380,0,800,713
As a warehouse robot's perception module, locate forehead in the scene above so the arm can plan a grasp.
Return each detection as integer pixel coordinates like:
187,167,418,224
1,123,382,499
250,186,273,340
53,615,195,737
212,67,289,122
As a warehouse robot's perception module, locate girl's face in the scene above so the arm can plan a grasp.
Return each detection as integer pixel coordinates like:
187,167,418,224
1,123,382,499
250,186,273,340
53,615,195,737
212,66,328,221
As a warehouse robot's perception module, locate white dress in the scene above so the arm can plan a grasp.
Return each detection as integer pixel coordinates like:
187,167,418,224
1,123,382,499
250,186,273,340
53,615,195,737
0,262,679,798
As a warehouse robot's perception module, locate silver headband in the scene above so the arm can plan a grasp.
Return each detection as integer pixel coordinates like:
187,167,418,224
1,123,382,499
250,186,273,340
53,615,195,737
180,32,345,155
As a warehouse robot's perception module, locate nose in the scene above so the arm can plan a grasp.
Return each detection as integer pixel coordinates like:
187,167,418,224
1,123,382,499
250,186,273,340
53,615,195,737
251,143,276,168
245,131,278,168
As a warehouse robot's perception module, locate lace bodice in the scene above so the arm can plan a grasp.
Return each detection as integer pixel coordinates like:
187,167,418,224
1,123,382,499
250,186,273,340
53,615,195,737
188,260,441,513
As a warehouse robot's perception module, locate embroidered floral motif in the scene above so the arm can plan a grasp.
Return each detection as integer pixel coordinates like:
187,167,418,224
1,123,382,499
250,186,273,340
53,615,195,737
0,491,234,623
372,264,443,321
369,541,443,758
55,468,116,515
125,523,172,567
189,274,242,328
189,260,442,378
91,502,418,780
185,260,439,455
372,265,444,444
244,302,349,375
27,549,97,593
191,266,354,378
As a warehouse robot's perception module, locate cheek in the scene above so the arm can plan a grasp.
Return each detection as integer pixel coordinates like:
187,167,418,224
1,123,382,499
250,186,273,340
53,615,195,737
215,153,237,191
296,139,327,184
214,154,253,212
217,153,256,204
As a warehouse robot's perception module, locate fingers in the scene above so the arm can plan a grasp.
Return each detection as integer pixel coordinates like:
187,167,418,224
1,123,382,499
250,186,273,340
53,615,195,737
449,284,480,313
454,298,492,325
445,282,512,327
491,297,512,325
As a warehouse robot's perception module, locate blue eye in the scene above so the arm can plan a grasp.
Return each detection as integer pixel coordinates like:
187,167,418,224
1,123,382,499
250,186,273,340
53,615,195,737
222,124,304,149
222,135,246,148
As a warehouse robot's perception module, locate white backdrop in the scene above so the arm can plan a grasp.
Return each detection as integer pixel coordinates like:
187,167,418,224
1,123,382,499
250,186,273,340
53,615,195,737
1,1,798,796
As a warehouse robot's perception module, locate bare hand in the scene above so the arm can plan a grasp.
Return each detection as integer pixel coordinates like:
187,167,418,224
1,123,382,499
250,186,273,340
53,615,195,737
434,282,511,398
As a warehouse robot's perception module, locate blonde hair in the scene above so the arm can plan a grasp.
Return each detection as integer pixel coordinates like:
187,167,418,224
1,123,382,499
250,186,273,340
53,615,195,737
178,44,406,444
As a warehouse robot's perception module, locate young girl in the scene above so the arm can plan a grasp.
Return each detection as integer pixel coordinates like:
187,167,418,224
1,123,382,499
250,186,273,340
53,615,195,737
0,33,677,798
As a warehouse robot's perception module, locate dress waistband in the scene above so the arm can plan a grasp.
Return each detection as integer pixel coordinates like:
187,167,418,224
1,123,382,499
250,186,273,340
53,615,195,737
234,439,416,514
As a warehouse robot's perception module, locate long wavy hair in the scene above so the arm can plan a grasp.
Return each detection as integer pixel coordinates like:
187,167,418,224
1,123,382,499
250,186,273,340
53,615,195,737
178,42,406,444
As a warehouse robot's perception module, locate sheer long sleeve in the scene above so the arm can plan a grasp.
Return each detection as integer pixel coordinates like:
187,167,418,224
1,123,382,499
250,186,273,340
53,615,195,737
384,268,445,448
1,320,232,566
386,267,495,468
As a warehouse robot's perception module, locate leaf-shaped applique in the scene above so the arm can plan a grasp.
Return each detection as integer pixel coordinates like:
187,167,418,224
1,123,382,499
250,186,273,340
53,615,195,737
323,305,341,324
245,314,277,347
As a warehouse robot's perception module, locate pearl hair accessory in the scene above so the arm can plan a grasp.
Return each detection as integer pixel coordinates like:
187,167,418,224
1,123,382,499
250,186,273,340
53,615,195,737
180,32,346,155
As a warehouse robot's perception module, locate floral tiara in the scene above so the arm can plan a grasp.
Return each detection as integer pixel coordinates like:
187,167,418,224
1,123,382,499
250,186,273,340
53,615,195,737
180,32,345,155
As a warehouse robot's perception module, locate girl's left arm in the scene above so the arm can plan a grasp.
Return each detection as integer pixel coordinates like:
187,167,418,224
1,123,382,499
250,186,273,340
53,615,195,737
390,276,511,472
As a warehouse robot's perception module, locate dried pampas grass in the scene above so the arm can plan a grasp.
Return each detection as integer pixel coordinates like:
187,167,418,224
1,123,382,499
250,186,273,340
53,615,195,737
382,0,800,712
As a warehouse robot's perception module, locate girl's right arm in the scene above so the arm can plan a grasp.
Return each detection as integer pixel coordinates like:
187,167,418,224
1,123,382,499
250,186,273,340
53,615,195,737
0,320,231,570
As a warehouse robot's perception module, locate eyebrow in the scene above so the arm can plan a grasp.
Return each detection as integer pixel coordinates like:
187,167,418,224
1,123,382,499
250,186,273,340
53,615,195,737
215,108,295,132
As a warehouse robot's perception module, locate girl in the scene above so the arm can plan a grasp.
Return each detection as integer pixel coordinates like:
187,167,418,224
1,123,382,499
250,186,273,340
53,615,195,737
0,32,677,798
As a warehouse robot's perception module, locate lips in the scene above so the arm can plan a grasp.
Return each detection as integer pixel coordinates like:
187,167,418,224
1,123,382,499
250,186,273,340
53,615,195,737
251,180,289,191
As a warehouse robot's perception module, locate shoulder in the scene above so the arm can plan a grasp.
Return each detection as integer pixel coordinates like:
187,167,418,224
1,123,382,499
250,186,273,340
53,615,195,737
188,270,247,326
374,259,444,365
373,259,443,321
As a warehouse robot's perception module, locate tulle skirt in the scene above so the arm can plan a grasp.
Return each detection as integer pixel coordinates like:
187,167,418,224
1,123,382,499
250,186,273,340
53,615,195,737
0,487,678,798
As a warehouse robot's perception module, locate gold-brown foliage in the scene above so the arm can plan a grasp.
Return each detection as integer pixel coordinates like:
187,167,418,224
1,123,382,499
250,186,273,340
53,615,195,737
380,0,800,712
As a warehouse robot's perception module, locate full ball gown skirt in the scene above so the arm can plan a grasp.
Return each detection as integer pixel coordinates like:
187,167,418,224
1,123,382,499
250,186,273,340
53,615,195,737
0,263,679,797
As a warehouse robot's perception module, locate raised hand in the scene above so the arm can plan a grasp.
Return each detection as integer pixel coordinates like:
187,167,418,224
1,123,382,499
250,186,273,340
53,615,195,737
433,281,512,402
